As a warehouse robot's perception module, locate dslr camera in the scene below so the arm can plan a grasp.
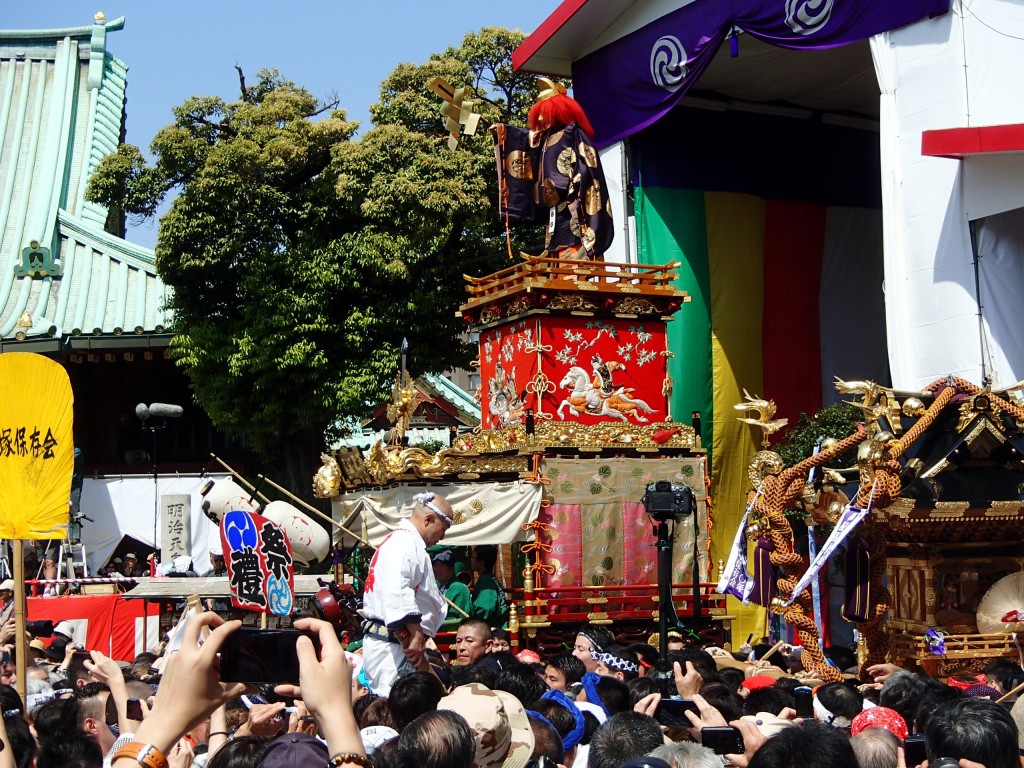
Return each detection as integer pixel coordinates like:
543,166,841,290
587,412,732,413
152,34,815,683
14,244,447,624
643,480,695,521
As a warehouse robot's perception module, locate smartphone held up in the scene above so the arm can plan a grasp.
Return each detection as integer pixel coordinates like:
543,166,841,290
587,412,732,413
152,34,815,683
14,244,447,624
218,627,321,685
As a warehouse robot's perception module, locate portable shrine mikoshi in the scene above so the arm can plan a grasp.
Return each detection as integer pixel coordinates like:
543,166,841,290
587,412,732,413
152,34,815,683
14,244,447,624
731,376,1024,681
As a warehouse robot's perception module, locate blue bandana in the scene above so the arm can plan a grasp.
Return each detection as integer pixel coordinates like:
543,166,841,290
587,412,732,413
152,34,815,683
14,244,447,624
593,651,639,674
541,688,586,751
358,666,374,695
581,672,609,718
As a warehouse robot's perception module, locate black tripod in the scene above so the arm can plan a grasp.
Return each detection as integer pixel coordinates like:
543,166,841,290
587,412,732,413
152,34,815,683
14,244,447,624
645,480,704,665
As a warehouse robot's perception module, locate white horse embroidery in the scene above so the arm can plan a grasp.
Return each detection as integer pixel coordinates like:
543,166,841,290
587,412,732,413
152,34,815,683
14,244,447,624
556,365,656,422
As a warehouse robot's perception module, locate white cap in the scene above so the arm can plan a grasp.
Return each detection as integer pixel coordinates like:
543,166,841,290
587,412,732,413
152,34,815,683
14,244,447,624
361,726,399,754
0,579,14,591
53,621,75,639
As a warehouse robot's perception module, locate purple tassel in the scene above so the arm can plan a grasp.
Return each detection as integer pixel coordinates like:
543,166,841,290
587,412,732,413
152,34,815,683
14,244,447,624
751,536,777,607
730,35,740,58
844,537,873,622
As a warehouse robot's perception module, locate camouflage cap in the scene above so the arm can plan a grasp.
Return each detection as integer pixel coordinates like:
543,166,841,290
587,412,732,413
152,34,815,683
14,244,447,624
438,682,535,768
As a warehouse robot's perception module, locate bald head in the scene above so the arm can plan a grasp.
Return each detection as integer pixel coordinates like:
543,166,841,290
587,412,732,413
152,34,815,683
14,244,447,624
411,492,453,546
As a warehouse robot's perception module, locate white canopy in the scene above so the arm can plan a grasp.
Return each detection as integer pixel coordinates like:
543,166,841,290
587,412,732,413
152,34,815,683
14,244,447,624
78,473,222,576
333,481,543,547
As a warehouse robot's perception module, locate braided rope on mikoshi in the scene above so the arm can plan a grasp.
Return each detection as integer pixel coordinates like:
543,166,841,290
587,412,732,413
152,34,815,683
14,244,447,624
761,377,1024,680
849,379,1024,669
847,383,957,673
860,377,1024,668
749,430,870,682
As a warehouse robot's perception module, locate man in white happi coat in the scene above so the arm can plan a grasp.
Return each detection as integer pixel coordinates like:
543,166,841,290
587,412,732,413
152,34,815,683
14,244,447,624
360,491,453,695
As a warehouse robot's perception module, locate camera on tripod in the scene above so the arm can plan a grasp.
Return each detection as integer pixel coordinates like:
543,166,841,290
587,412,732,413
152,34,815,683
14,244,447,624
643,480,695,522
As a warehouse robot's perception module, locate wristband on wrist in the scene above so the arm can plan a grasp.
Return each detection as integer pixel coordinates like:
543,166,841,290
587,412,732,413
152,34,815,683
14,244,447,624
113,742,169,768
328,754,372,768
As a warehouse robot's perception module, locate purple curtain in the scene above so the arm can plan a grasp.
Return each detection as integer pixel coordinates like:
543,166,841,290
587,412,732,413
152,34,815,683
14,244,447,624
571,0,950,146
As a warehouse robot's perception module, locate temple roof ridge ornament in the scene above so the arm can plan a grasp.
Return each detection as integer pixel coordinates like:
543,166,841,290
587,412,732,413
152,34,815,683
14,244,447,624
0,15,125,40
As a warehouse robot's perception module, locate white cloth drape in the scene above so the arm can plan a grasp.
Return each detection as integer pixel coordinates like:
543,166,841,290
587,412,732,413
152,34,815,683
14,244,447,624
871,2,1024,389
333,481,543,547
975,207,1024,386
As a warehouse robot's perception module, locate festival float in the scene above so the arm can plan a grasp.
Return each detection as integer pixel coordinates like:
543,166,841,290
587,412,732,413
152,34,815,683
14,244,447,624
317,73,738,652
322,252,737,652
727,377,1024,681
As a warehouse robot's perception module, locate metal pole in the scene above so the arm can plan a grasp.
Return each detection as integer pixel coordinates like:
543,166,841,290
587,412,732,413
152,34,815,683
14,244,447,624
657,520,672,664
152,428,159,566
968,219,991,387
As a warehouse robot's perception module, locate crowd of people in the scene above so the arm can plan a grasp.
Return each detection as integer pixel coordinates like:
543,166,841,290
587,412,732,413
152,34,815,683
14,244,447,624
1,611,1023,768
1,491,1022,768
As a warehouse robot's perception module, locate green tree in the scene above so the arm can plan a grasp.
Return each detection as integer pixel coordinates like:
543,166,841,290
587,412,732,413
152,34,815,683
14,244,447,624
87,29,538,490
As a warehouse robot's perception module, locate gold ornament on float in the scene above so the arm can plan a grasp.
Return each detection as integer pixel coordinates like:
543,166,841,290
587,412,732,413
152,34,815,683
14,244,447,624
735,389,788,449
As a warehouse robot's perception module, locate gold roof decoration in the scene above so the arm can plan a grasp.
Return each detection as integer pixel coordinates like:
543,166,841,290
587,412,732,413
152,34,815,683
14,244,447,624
386,369,418,445
734,389,787,449
835,377,886,431
363,440,531,485
312,453,342,499
332,420,699,488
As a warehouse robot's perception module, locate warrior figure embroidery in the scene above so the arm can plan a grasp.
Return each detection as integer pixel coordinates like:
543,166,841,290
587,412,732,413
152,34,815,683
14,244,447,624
556,357,655,422
487,360,525,428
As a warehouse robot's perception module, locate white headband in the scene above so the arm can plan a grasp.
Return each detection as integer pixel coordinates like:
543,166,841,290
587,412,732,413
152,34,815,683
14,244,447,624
813,694,852,728
415,492,453,526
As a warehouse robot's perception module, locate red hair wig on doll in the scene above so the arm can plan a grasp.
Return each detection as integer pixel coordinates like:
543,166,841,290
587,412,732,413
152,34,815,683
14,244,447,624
528,77,595,138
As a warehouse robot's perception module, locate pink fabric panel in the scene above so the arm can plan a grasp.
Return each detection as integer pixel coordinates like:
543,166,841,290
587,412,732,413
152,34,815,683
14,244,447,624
546,503,583,587
622,501,658,584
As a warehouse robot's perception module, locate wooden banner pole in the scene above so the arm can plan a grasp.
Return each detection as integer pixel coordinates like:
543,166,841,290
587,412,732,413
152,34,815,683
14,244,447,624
256,474,366,544
13,541,27,705
208,454,272,504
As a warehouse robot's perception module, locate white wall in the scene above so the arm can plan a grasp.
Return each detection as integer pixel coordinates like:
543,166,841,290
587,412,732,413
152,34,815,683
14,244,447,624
876,0,1024,389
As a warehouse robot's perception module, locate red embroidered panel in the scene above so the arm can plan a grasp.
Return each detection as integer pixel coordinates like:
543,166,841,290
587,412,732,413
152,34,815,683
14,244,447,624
479,319,539,430
540,316,668,423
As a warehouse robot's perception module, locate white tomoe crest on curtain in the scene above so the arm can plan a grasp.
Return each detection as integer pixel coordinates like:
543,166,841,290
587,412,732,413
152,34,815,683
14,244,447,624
785,0,835,35
650,36,688,91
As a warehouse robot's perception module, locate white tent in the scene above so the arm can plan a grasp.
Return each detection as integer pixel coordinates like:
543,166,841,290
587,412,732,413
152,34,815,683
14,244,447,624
875,3,1024,388
77,473,223,576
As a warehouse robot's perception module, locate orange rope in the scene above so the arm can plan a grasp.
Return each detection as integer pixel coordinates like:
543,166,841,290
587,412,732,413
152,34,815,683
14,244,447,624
758,377,1012,680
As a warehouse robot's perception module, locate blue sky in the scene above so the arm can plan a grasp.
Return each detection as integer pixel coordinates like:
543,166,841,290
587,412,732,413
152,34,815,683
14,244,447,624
4,2,556,247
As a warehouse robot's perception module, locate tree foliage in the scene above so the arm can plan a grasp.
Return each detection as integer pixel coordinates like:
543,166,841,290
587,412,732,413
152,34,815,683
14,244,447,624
86,29,539,486
774,403,863,469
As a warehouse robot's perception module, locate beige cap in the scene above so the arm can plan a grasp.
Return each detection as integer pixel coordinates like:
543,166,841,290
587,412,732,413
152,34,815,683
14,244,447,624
437,683,535,768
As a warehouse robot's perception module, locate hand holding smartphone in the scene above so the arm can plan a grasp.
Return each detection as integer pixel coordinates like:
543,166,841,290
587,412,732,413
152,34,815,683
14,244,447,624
105,696,144,725
701,726,745,755
794,686,814,719
219,628,321,685
655,697,699,727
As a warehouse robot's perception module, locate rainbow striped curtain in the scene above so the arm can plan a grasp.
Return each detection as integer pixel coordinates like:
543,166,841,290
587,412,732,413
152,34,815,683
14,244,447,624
633,106,889,641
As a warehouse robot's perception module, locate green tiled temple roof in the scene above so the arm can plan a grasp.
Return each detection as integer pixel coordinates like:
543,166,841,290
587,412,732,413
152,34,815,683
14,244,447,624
0,14,170,351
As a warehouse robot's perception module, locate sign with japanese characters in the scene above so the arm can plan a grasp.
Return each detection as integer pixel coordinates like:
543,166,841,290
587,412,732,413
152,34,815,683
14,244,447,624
160,494,192,562
220,509,294,615
0,353,74,539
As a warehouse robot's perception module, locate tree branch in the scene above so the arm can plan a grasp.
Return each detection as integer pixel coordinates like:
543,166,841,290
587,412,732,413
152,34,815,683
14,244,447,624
235,63,250,103
304,99,341,119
